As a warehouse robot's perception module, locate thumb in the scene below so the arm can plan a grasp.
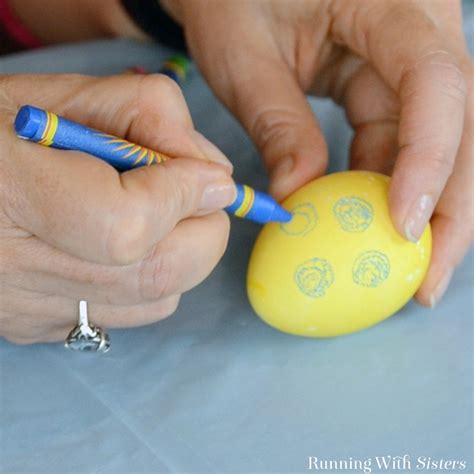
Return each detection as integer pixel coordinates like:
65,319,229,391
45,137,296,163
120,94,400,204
214,55,327,200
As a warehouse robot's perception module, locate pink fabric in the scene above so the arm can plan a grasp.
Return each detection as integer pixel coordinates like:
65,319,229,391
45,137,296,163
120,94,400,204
0,0,42,49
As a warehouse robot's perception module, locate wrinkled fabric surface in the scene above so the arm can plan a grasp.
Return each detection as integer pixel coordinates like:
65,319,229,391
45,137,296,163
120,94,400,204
1,7,473,473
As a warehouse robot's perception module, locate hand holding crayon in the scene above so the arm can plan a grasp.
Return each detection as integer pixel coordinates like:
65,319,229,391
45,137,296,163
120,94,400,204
15,105,292,225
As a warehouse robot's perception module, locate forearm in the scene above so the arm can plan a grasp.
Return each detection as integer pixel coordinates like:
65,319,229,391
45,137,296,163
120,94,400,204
8,0,146,44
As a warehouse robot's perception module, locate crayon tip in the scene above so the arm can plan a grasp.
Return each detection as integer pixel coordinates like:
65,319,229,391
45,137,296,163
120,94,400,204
271,206,293,223
15,105,42,139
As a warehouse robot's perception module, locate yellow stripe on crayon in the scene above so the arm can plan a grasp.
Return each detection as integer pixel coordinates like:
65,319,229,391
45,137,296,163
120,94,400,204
156,153,167,164
38,112,59,146
234,185,254,217
104,138,127,145
123,145,141,159
147,151,156,165
113,143,135,152
134,148,148,165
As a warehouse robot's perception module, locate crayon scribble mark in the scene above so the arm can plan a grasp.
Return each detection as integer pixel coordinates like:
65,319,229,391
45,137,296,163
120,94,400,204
280,203,317,236
352,251,390,288
333,196,373,232
294,258,334,298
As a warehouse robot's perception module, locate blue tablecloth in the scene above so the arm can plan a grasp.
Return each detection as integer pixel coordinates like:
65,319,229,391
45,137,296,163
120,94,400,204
1,6,473,473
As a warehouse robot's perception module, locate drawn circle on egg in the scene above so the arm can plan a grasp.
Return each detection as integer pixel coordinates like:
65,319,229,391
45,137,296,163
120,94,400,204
294,258,334,298
333,196,374,232
352,251,390,288
280,203,318,236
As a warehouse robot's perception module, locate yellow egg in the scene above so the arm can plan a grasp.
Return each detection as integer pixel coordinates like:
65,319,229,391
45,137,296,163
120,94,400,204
247,171,432,337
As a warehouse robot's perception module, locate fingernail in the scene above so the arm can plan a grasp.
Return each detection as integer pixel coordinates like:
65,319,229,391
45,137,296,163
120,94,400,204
269,156,294,182
191,130,233,171
429,268,454,308
199,181,236,210
404,194,434,242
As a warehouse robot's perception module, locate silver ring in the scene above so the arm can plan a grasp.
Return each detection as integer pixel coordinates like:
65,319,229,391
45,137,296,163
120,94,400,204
65,300,110,353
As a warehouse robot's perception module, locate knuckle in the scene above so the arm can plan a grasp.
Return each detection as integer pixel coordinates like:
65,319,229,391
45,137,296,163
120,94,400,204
250,107,300,159
137,246,175,301
399,140,455,179
434,61,468,103
106,210,149,265
170,170,194,215
249,106,325,172
162,162,199,217
426,144,456,177
110,73,186,136
144,73,183,100
401,51,468,104
251,107,292,141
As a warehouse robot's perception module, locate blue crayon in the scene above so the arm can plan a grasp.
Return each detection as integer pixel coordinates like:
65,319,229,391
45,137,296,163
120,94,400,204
15,105,164,171
226,184,292,223
14,105,292,224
